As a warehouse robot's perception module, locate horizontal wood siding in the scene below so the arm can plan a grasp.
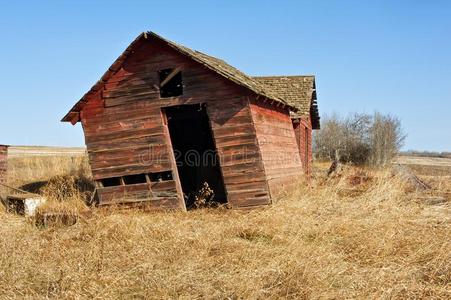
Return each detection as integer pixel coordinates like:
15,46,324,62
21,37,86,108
98,181,180,209
80,37,269,208
250,101,303,199
293,117,313,176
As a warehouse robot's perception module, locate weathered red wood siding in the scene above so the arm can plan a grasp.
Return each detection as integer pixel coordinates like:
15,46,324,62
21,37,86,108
249,101,303,199
80,37,270,209
293,117,313,175
0,145,8,192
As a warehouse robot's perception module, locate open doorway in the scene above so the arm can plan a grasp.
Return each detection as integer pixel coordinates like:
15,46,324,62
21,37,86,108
164,104,227,208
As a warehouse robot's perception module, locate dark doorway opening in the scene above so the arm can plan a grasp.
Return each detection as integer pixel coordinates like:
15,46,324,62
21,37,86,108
165,104,227,208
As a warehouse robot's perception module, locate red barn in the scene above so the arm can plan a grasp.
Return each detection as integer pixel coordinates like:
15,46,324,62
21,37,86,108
62,32,320,210
254,76,319,175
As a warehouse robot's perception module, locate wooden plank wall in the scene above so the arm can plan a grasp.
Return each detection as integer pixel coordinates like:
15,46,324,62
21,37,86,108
293,117,313,176
0,145,7,194
80,37,270,209
250,101,303,199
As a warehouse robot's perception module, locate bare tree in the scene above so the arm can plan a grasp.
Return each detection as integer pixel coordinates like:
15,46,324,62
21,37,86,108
314,112,406,166
368,113,406,166
313,113,345,161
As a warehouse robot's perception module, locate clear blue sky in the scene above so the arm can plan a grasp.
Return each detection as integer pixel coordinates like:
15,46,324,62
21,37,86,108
0,1,450,151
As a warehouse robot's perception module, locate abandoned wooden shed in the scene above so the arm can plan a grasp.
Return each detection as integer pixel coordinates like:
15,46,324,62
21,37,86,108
254,76,320,175
62,32,320,210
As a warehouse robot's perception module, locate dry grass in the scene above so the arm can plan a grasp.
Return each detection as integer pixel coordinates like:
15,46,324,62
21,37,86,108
7,156,91,188
0,157,450,299
5,156,93,215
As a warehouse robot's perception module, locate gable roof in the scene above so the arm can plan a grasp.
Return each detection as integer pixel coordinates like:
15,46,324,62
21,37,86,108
62,31,298,124
253,76,320,129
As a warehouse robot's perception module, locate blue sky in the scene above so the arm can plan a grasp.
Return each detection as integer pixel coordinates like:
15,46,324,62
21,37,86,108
0,0,450,151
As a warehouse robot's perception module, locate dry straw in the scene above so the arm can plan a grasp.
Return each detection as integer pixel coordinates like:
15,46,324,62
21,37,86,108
0,156,449,298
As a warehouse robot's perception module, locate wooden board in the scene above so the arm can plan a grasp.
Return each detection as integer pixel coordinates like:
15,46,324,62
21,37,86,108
97,181,180,207
293,116,313,175
250,101,303,199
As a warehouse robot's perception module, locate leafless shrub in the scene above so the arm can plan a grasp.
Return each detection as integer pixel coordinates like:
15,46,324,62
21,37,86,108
401,150,451,159
314,112,406,166
368,113,406,166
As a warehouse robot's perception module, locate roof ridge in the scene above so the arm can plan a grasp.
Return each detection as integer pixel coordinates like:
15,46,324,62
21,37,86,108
253,75,315,78
62,31,303,123
146,31,291,106
253,75,320,129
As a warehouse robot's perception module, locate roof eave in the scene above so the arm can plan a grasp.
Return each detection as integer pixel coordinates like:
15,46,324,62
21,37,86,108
62,31,297,123
61,32,147,124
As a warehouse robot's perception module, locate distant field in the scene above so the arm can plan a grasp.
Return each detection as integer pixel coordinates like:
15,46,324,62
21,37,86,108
7,146,86,158
395,155,451,167
400,151,451,159
394,155,451,176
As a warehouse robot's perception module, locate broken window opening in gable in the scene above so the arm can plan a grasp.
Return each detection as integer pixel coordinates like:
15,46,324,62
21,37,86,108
158,68,183,98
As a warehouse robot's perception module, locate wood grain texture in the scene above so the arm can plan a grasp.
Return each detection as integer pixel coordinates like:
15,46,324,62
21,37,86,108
293,116,313,176
250,100,303,200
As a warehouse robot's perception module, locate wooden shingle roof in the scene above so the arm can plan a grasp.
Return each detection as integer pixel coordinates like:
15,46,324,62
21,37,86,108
62,31,319,129
152,32,290,108
62,31,297,123
253,76,320,129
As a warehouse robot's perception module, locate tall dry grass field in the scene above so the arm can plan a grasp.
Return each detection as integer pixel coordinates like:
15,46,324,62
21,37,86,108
7,155,91,187
0,156,450,299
